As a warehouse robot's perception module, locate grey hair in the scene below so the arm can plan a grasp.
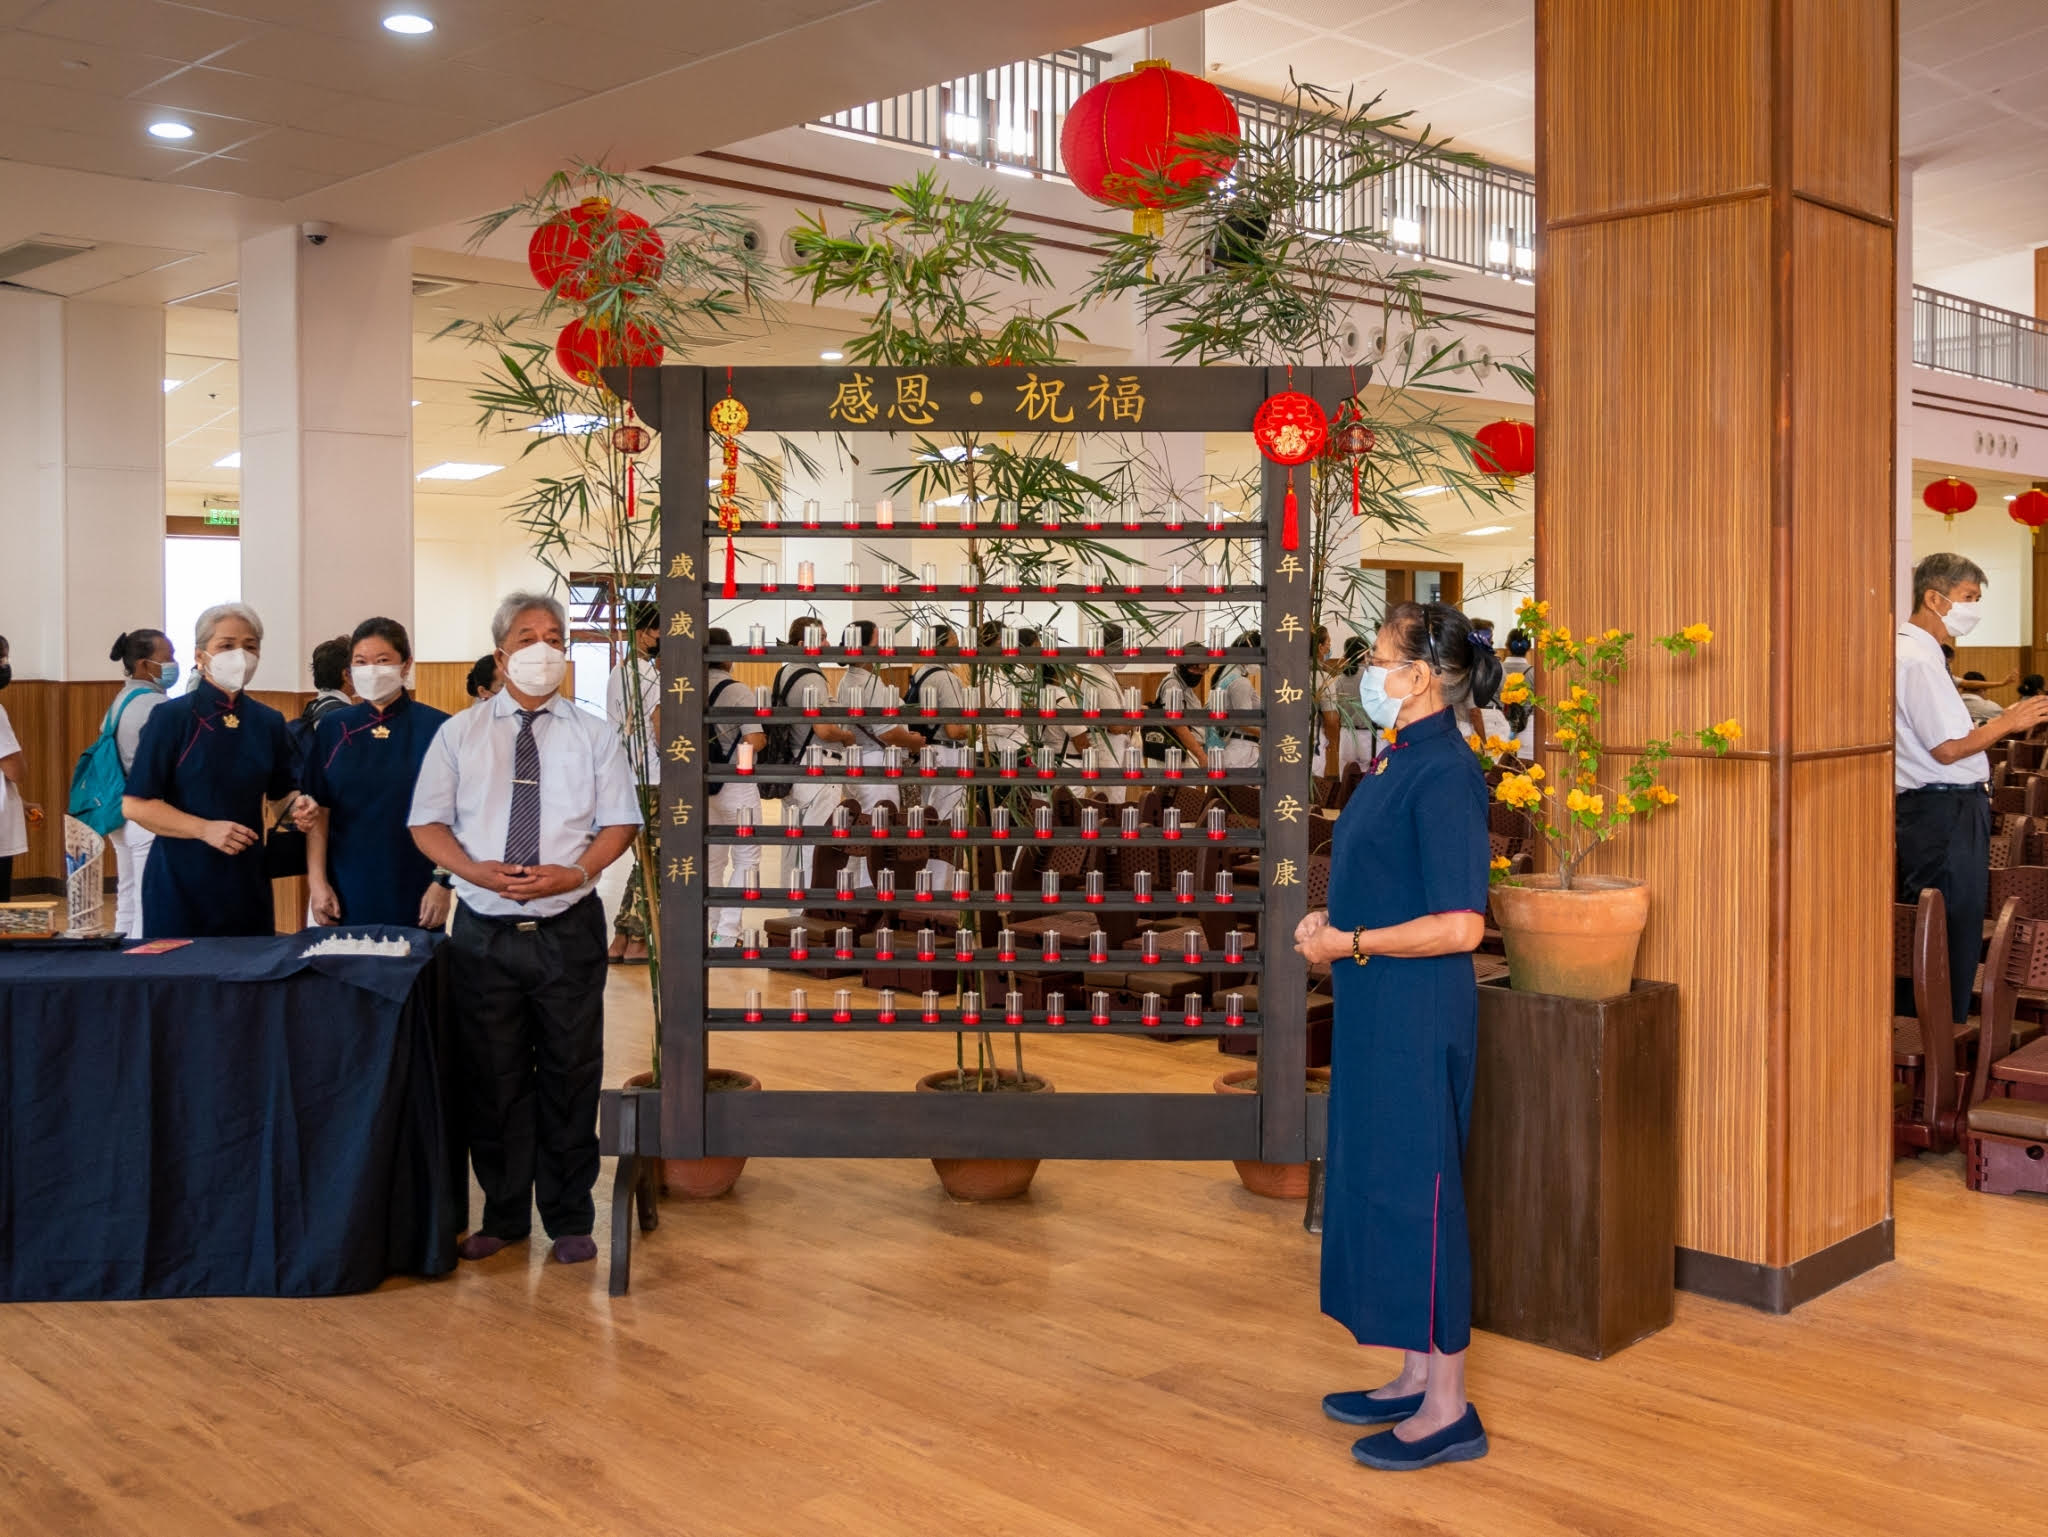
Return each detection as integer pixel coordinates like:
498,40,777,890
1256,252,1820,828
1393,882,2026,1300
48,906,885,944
195,602,264,651
491,590,567,649
1913,553,1987,614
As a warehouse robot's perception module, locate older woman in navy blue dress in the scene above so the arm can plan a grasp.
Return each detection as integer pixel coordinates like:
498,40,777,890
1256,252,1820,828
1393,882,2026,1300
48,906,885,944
1293,601,1501,1472
297,617,452,929
122,603,306,938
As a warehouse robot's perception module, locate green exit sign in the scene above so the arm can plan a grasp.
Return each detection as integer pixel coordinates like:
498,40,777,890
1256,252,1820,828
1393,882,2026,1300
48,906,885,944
204,508,240,526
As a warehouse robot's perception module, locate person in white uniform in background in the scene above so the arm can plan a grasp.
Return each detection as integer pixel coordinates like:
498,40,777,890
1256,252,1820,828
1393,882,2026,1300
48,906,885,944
1206,633,1262,771
904,623,971,881
103,628,178,935
0,634,37,903
704,629,767,946
605,602,662,962
769,615,838,887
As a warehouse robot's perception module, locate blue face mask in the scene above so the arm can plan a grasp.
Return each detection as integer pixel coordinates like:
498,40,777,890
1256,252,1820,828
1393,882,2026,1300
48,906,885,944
156,660,180,691
1357,665,1402,729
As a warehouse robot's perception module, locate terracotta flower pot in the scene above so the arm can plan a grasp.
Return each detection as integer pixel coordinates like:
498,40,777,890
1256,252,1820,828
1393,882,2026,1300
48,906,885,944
1490,875,1650,1001
914,1067,1053,1200
622,1068,761,1198
1213,1067,1332,1198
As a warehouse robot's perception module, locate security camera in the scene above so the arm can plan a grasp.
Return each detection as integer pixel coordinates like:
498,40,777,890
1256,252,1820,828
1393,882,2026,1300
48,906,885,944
300,221,332,246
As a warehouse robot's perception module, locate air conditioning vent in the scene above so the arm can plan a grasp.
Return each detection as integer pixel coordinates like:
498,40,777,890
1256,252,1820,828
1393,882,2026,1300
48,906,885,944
0,236,96,285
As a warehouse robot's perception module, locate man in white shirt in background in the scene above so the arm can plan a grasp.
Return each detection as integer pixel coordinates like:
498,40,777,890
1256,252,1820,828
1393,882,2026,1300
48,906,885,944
1896,553,2048,1024
604,602,662,962
704,629,767,946
410,591,642,1267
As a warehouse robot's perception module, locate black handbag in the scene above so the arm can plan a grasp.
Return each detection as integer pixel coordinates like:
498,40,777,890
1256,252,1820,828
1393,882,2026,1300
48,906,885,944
262,799,308,880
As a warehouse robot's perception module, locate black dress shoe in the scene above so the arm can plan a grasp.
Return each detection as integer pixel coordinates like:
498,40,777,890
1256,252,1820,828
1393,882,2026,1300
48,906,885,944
1351,1404,1489,1470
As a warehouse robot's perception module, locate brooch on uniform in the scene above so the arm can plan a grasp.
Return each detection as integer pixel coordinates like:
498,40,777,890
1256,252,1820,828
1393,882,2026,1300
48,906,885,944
223,713,240,729
1371,726,1401,774
371,726,391,740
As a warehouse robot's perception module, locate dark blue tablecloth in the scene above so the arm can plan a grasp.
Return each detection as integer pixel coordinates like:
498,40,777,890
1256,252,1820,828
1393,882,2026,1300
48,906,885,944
0,929,461,1301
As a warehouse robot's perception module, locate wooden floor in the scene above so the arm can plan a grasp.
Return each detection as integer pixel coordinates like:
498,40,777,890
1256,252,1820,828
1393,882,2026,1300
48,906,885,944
5,962,2048,1536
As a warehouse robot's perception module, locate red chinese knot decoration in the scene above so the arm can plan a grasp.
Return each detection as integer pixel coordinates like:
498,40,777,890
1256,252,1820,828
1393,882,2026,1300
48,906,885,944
554,318,663,386
1327,404,1376,518
1059,60,1240,235
527,197,665,301
1923,476,1978,526
2011,487,2048,530
612,419,652,521
1471,419,1535,488
709,392,748,598
1253,388,1329,551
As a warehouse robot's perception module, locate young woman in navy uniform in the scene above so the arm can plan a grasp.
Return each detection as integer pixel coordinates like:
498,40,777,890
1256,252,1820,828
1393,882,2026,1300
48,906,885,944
299,617,452,929
1294,601,1501,1472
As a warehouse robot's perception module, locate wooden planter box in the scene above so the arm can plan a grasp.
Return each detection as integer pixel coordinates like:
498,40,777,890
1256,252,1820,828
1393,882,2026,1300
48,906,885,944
1467,978,1679,1359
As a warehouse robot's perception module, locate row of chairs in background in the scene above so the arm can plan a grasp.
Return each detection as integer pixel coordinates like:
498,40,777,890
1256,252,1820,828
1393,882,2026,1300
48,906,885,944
1894,886,2048,1195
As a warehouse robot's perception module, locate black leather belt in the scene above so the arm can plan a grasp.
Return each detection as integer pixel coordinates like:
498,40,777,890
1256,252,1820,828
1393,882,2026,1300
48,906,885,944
458,893,597,934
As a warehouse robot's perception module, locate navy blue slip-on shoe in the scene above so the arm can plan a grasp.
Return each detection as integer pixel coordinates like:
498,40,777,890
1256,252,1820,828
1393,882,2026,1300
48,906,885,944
1351,1405,1489,1470
1322,1388,1426,1426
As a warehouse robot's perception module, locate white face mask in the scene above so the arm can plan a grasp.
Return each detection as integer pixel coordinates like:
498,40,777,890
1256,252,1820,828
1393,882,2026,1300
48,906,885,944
351,663,406,706
1941,598,1983,638
206,647,257,694
502,641,567,696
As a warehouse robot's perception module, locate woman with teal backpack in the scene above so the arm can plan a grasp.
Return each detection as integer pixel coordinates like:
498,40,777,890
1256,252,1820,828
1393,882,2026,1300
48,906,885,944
102,630,178,936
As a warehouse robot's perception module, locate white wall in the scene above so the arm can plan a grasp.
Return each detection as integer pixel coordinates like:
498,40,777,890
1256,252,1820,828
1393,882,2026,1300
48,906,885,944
1919,247,2041,316
1910,499,2032,647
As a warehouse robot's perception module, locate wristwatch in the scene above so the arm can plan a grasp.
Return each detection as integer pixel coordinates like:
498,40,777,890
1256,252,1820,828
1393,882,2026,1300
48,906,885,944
431,868,454,889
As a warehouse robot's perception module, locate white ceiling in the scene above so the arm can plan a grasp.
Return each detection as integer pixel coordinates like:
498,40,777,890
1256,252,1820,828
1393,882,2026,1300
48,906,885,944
1202,0,2048,277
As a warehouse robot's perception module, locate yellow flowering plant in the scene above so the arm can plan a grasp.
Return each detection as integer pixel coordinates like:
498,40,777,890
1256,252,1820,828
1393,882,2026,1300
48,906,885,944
1482,598,1740,889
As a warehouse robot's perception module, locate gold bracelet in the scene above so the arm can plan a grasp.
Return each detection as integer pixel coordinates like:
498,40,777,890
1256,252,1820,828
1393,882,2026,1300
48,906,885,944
1351,927,1368,964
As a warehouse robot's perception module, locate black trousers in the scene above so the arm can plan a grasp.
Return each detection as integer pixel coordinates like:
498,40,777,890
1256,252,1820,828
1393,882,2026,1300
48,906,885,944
1895,786,1990,1025
0,854,11,903
448,895,607,1239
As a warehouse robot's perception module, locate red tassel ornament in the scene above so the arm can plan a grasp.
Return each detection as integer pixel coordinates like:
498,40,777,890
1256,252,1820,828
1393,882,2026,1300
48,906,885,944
709,392,748,598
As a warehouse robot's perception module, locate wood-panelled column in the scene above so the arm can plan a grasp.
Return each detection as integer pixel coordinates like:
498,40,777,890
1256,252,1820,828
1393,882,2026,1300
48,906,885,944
1535,0,1897,1306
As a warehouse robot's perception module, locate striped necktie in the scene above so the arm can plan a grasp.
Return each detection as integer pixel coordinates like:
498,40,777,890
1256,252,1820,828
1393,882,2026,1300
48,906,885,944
506,708,543,867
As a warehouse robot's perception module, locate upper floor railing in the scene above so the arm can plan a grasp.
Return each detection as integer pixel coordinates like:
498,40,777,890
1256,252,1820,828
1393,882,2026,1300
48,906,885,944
810,50,1537,281
1913,286,2048,393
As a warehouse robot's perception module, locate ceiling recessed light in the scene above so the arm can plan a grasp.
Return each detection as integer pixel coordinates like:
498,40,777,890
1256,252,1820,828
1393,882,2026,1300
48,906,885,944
213,451,241,469
148,121,194,141
1461,524,1514,537
411,399,421,407
1399,484,1448,499
819,350,844,361
528,413,606,434
163,378,183,393
417,461,501,481
382,13,434,34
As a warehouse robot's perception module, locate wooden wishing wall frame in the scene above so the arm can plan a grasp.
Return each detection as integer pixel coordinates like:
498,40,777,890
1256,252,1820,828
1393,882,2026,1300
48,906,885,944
598,364,1350,1293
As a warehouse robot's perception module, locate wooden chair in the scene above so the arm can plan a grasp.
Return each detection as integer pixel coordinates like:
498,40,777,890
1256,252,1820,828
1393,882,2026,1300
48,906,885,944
1990,815,2032,871
1893,888,1971,1156
1964,904,2048,1194
1330,762,1365,812
2009,739,2048,776
1991,779,2033,819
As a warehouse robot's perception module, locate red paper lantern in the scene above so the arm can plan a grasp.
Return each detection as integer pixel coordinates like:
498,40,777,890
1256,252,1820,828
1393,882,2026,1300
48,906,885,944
1060,60,1239,226
1471,419,1535,486
1922,476,1978,520
554,319,663,385
2010,488,2048,529
527,197,665,301
1253,389,1328,551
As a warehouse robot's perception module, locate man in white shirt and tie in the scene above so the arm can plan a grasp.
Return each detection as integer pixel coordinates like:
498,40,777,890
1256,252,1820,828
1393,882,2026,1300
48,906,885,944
409,591,643,1266
1896,553,2048,1024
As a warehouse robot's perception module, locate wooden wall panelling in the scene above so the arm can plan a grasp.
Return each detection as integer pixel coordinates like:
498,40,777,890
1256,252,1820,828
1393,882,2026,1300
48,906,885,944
1784,754,1893,1256
1788,0,1897,220
1542,204,1772,747
1537,0,1772,225
1789,201,1894,753
1950,648,2026,707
